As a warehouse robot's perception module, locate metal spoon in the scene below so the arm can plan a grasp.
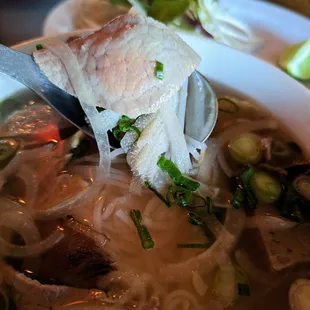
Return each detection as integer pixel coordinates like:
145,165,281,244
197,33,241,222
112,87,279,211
0,43,218,142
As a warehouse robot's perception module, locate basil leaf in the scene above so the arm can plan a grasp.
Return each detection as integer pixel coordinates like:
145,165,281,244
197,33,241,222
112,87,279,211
148,0,190,24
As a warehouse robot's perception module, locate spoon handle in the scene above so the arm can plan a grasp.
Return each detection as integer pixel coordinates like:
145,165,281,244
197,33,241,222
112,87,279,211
0,44,87,131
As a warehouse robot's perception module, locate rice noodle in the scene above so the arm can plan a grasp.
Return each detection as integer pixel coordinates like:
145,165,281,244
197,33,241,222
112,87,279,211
93,193,106,233
45,42,121,173
197,138,219,184
159,102,192,173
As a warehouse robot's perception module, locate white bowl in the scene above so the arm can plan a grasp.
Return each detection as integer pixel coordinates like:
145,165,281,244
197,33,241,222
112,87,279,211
1,31,310,154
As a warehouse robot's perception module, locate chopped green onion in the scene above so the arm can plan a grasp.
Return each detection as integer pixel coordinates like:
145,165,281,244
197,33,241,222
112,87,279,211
177,243,211,248
188,212,205,226
288,141,302,154
157,156,200,191
205,196,213,214
232,187,245,209
145,181,170,206
218,97,239,114
155,61,164,80
293,175,310,201
113,115,141,141
130,209,155,249
250,171,282,204
0,138,19,169
36,44,43,50
237,283,250,296
271,139,291,158
166,185,193,207
96,106,105,113
228,133,262,165
242,166,257,210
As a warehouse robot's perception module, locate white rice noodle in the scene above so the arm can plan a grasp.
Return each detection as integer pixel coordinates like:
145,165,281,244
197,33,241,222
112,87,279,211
197,138,219,184
45,42,121,174
110,147,125,160
162,289,199,310
15,164,38,209
33,168,107,220
177,79,189,130
93,193,106,233
217,150,234,177
159,102,192,174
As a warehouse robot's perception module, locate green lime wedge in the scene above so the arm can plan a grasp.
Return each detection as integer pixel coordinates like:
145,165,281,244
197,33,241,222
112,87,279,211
279,39,310,81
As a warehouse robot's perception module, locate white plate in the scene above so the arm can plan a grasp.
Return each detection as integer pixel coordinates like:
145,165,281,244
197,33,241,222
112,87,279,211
1,31,310,156
42,0,310,66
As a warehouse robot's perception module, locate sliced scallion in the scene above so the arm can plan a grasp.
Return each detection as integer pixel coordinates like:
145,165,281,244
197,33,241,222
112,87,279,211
130,209,155,250
166,185,193,207
228,133,262,165
155,61,164,80
113,115,141,141
177,243,211,248
232,187,245,209
218,97,239,114
242,166,257,210
250,171,282,204
36,44,43,50
271,139,291,158
157,156,200,191
145,181,170,207
293,175,310,201
96,106,105,113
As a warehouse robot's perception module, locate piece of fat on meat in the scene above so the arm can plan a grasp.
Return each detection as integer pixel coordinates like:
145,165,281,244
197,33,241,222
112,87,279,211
33,12,201,118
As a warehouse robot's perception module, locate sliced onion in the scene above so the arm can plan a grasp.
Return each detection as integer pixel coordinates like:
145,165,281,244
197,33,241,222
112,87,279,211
93,193,106,233
162,289,199,310
0,227,63,258
217,120,277,148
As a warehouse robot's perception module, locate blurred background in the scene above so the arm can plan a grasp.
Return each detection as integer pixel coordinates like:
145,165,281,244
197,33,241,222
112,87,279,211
0,0,309,46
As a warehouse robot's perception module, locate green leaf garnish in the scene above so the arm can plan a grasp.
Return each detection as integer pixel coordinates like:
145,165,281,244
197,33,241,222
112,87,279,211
242,166,257,209
148,0,190,24
96,106,105,113
155,61,164,80
36,44,43,50
113,116,141,141
237,283,250,296
166,185,193,207
145,181,170,207
177,243,211,248
232,187,245,209
130,209,155,249
157,156,200,191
